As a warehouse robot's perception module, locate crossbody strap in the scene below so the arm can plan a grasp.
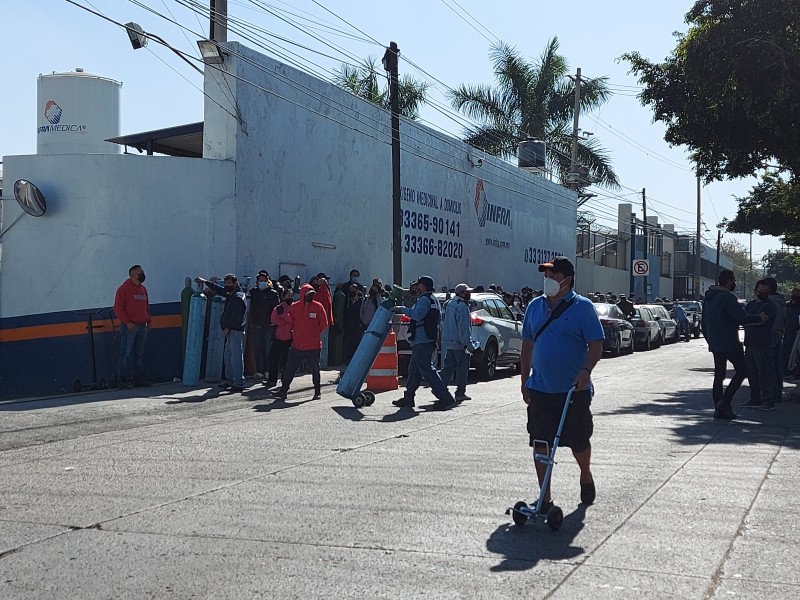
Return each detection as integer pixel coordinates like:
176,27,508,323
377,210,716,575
533,298,575,344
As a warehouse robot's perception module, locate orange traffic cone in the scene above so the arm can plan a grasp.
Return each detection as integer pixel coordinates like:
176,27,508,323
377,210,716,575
367,330,399,391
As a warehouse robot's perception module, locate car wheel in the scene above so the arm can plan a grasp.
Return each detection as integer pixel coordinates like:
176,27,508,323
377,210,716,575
693,324,701,338
644,334,652,351
477,341,498,381
612,333,622,357
627,335,635,354
672,328,680,343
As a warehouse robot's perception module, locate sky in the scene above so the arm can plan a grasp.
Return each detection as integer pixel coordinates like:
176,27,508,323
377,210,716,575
1,0,781,264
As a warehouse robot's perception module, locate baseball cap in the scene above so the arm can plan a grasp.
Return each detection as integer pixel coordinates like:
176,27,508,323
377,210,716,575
257,269,269,278
538,256,575,276
454,283,473,294
315,272,329,280
412,275,434,291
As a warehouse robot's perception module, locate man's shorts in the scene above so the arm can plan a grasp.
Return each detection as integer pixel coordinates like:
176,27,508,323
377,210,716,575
527,388,593,453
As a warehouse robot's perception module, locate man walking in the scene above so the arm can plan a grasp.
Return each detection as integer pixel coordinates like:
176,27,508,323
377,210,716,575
114,264,152,389
439,283,476,403
274,283,329,401
741,280,778,411
196,274,248,393
702,270,768,419
392,276,457,410
521,257,604,510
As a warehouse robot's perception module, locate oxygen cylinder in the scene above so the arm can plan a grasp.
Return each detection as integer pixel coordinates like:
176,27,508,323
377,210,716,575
180,277,194,361
337,299,394,400
182,287,207,386
204,295,226,383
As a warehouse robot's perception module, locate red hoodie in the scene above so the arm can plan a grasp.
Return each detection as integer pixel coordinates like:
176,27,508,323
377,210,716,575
290,284,329,350
114,279,151,325
315,279,334,325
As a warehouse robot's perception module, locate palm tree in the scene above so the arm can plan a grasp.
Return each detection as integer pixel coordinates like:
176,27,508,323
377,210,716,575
449,38,619,189
333,57,429,120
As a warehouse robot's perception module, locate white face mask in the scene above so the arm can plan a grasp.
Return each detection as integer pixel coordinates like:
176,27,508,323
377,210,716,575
258,281,267,290
543,276,564,297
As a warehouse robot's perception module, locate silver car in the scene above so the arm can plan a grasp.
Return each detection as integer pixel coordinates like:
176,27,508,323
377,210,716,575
640,304,679,344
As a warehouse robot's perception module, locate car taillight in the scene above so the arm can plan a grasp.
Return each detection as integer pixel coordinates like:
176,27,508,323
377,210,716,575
399,315,411,323
470,312,484,326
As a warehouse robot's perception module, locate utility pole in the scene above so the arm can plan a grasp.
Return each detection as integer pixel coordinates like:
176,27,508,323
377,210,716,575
210,0,228,42
715,230,722,275
629,214,636,298
694,177,702,300
642,188,648,302
569,68,582,189
382,42,402,286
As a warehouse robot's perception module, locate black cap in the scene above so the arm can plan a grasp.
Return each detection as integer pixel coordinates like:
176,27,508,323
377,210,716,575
315,272,329,280
257,270,269,278
538,256,575,277
278,274,291,283
412,275,434,291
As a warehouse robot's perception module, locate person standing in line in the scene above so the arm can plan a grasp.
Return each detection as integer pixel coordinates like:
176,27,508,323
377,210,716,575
274,283,329,401
267,287,294,387
343,284,365,364
391,275,457,410
521,257,604,511
782,289,800,379
249,270,280,383
741,280,778,411
439,283,476,403
114,264,152,389
616,294,635,320
703,270,768,419
196,274,248,393
764,277,787,402
359,280,384,329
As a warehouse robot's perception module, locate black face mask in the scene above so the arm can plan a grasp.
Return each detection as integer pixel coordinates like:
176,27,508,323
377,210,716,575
137,272,146,283
224,285,235,294
756,292,769,301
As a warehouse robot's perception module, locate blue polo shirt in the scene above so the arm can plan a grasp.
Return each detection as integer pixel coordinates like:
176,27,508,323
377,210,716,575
522,290,605,393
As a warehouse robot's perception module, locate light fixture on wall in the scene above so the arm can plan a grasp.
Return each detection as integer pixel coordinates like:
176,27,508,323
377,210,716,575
197,40,225,64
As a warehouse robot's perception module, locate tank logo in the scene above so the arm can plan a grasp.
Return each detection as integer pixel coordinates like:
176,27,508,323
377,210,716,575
44,100,62,124
474,180,512,228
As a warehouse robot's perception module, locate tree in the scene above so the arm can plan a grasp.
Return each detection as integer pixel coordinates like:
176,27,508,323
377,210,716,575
763,250,800,293
720,238,753,297
448,38,619,190
333,57,429,120
623,0,800,241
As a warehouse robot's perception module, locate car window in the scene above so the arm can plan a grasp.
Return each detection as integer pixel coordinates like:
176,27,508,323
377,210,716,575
483,299,502,318
634,307,651,320
495,300,515,320
609,305,624,319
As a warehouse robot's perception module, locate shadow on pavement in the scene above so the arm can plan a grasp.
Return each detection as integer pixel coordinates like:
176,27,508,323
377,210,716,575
331,406,419,422
601,386,800,449
486,504,586,571
2,384,182,411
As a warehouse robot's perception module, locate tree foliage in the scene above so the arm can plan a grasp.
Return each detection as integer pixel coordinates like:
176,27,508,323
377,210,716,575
763,250,800,291
623,0,800,242
449,38,619,189
333,57,429,120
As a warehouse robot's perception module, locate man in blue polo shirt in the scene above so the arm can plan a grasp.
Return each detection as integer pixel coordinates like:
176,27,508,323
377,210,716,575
521,256,604,512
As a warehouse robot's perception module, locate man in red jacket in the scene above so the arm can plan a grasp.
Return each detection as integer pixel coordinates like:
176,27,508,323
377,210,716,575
113,264,152,389
274,284,329,401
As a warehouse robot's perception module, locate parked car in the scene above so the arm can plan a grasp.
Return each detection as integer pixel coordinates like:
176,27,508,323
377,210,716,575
641,304,679,344
593,303,635,356
630,306,661,350
674,300,703,338
395,292,522,380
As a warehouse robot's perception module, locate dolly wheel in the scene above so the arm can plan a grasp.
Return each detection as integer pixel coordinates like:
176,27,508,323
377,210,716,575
512,501,529,526
547,505,564,531
364,391,376,406
352,393,366,408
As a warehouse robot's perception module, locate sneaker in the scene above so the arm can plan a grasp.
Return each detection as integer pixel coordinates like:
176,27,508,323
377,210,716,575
229,385,244,393
760,402,776,411
218,381,231,389
580,480,596,505
454,394,471,403
714,406,737,420
312,391,321,400
741,400,763,409
392,397,414,408
536,499,554,515
432,398,457,411
271,390,287,401
248,372,263,381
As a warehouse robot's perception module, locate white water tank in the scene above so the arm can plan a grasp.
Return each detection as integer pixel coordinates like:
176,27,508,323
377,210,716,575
37,69,122,154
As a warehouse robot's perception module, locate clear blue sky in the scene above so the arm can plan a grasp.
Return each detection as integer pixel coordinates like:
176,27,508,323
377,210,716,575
2,0,779,264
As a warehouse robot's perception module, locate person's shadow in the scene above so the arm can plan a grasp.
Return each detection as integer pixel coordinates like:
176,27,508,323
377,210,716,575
332,406,419,422
486,504,586,571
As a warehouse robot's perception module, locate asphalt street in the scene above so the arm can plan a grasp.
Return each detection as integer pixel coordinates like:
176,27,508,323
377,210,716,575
2,337,800,599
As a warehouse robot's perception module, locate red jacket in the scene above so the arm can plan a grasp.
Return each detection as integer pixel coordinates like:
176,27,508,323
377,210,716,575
315,280,334,325
271,301,294,341
290,284,329,350
114,279,151,325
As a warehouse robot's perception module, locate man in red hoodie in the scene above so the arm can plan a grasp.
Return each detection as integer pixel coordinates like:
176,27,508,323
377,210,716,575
113,264,152,389
274,284,329,401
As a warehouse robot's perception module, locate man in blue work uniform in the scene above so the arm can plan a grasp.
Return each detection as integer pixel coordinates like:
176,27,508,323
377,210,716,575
392,276,457,410
521,257,605,512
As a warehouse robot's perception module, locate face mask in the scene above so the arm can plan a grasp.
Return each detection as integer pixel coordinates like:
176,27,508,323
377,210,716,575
258,281,267,290
351,276,359,283
729,282,737,292
756,292,769,301
224,285,234,294
137,272,146,283
542,276,563,297
284,297,292,305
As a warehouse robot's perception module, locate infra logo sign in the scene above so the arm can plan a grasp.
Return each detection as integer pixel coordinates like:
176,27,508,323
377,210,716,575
473,180,512,228
44,100,62,124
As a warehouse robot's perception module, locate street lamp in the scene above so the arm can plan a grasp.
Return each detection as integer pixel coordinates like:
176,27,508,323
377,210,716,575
197,40,226,65
124,21,204,75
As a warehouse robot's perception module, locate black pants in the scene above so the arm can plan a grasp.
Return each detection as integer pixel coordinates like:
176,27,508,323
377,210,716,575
280,348,321,394
268,337,291,384
712,349,747,408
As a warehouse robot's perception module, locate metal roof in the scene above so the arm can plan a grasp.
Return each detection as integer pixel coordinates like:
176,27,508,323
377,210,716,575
106,122,203,158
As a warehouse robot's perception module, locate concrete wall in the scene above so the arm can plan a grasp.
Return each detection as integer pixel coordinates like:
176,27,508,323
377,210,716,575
205,43,577,291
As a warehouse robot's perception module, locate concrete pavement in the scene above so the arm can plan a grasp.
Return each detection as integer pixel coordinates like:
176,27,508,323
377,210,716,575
2,338,800,599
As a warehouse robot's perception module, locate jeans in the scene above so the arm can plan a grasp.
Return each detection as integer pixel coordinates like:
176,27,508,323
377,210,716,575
280,348,321,394
678,319,690,340
117,323,148,382
745,345,776,404
252,325,275,375
224,329,245,387
712,349,747,408
404,342,453,402
439,348,469,396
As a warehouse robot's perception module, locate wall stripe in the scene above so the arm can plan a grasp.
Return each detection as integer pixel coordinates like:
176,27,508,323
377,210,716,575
0,314,182,343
